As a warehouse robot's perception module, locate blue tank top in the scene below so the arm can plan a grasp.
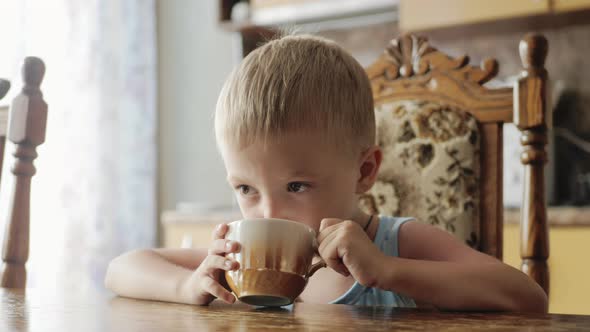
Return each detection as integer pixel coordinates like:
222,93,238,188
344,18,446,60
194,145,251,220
329,216,416,307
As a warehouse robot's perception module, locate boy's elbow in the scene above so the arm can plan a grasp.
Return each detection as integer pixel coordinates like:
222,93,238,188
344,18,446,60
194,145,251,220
104,254,123,292
509,283,548,314
104,249,146,293
525,287,548,313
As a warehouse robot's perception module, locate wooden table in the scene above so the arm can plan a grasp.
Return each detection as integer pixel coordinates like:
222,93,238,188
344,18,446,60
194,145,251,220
2,289,590,331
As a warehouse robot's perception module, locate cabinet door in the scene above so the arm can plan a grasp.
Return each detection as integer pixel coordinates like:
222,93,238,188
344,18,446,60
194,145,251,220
504,223,590,315
400,0,550,31
554,0,590,12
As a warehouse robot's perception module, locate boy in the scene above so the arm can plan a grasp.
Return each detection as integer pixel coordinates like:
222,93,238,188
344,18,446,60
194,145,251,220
105,34,547,312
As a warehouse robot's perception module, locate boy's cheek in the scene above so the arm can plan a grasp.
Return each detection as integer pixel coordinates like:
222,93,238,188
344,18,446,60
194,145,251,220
234,198,260,218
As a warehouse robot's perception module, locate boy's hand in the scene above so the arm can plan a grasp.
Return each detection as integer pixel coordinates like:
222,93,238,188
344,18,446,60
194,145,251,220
180,223,241,305
317,218,386,288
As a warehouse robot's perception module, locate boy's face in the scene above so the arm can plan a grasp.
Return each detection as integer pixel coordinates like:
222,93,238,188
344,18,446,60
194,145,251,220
220,131,365,231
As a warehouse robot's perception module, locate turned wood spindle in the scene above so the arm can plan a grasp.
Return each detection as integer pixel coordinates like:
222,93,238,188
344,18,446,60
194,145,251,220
0,79,11,186
514,34,550,295
1,57,47,288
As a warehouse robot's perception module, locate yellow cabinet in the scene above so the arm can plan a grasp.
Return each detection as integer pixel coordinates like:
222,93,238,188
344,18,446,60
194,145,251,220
161,210,239,249
400,0,551,31
554,0,590,12
504,223,590,315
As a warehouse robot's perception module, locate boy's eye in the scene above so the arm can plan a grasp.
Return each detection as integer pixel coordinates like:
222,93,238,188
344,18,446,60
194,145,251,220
287,182,309,193
236,185,255,196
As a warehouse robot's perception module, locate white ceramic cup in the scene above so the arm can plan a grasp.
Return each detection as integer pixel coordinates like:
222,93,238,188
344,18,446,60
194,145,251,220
224,218,326,306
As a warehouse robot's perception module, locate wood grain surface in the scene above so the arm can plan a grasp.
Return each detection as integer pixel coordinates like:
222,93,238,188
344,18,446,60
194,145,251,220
2,288,589,332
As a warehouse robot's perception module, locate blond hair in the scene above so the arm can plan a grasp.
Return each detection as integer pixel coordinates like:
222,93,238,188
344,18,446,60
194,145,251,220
215,34,374,154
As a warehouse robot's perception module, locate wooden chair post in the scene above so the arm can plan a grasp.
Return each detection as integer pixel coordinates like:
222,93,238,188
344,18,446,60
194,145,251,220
1,57,47,288
514,34,550,295
0,79,11,187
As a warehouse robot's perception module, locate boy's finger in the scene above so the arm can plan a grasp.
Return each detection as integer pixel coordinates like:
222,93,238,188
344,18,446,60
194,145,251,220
317,220,343,244
323,256,350,277
317,227,339,253
212,223,229,240
319,218,342,232
333,262,350,277
200,276,236,304
201,255,239,275
208,239,241,255
317,232,350,277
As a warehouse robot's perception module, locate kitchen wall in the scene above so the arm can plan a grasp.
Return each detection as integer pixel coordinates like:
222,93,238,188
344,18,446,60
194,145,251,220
157,0,238,218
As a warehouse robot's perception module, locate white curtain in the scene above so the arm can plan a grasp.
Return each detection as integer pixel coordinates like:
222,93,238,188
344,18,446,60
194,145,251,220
0,0,157,294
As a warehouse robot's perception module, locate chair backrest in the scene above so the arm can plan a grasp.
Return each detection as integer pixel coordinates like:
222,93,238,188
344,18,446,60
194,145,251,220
359,34,549,293
0,57,47,288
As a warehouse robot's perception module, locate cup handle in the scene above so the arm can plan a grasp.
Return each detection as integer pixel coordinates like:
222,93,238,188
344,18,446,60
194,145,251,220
306,259,327,278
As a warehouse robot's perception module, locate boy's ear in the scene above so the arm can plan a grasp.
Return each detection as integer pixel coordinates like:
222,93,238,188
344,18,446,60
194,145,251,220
355,146,382,194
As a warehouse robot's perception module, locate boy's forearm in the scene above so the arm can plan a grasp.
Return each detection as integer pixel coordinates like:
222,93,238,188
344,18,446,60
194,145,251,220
105,249,193,304
377,256,548,313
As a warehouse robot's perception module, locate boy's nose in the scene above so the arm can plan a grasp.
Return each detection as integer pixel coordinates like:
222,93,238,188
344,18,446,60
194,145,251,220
261,197,288,220
262,206,280,220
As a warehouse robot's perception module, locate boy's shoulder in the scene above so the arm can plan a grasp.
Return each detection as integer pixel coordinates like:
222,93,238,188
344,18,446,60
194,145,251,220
374,215,416,257
377,215,415,233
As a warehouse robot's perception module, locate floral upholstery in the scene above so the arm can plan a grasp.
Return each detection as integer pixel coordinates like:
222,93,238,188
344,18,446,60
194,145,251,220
360,100,480,248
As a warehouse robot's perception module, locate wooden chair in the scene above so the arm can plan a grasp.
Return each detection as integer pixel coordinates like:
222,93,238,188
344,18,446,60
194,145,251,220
0,57,47,288
0,79,10,187
359,34,549,294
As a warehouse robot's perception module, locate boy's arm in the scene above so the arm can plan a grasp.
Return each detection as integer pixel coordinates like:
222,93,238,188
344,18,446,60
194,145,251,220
104,248,208,304
377,222,548,313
